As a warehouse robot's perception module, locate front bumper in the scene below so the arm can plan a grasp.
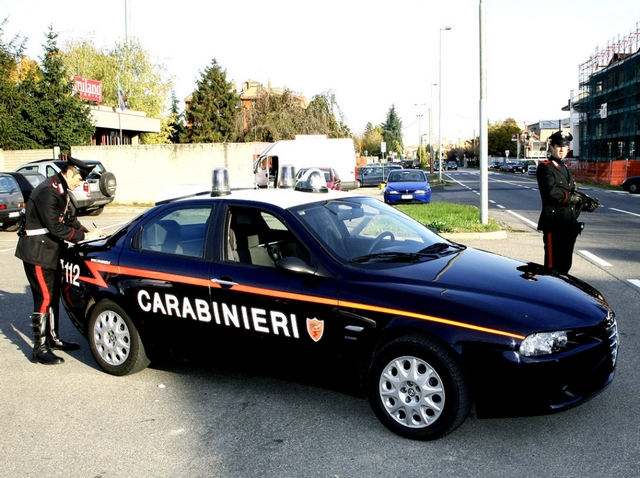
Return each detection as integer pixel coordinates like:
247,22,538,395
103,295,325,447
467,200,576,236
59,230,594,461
463,317,618,417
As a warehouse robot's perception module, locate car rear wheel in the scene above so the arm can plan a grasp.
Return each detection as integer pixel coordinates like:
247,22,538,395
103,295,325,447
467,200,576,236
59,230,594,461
88,206,105,216
368,334,471,440
88,299,149,376
630,183,638,194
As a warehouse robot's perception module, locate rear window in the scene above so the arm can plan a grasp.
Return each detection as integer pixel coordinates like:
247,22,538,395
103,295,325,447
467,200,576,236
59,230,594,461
0,175,19,193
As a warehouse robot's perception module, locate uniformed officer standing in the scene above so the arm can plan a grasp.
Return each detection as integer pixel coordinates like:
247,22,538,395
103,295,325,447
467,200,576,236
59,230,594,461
15,157,105,365
535,130,596,274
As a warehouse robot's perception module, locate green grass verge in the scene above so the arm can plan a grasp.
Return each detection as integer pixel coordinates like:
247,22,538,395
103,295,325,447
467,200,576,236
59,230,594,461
394,202,501,233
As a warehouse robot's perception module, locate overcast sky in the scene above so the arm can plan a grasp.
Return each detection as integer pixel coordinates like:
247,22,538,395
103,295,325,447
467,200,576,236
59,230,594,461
5,0,640,146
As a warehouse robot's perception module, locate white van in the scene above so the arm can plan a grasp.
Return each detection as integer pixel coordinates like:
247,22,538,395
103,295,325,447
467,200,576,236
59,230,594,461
253,136,358,190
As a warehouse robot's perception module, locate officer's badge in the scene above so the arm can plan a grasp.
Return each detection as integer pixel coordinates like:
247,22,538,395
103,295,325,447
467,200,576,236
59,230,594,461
306,318,324,342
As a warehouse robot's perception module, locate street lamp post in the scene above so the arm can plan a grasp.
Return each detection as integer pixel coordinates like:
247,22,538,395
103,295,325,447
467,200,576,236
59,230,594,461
415,103,425,167
438,26,451,183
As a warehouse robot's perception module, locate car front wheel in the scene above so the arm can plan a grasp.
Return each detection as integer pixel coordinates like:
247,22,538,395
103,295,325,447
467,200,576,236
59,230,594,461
368,334,471,440
630,183,638,194
88,299,150,376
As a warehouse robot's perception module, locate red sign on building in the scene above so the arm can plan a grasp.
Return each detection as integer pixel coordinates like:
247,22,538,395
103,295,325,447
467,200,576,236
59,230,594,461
73,76,102,103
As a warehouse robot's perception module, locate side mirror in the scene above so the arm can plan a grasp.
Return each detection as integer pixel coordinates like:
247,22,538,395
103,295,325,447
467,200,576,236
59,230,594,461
276,256,317,275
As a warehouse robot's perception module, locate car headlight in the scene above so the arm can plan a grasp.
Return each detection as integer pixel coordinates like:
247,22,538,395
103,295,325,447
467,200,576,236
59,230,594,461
519,331,569,357
386,190,399,195
414,189,428,195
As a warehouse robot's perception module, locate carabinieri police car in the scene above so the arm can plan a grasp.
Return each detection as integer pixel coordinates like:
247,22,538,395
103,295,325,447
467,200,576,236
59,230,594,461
59,168,618,440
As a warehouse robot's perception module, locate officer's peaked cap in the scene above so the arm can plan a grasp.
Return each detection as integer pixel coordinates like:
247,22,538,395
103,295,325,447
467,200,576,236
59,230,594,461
549,130,573,146
67,156,94,179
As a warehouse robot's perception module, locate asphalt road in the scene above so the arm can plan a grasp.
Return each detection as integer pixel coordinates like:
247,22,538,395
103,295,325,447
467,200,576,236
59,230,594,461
1,189,639,478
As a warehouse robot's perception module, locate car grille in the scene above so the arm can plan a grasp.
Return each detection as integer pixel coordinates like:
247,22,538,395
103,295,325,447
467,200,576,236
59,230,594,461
605,311,619,366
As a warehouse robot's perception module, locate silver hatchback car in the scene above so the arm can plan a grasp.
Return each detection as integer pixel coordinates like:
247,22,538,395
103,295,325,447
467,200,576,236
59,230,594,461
15,159,117,216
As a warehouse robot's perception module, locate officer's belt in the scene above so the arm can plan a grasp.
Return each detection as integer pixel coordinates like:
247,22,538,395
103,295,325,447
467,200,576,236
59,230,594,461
24,228,49,236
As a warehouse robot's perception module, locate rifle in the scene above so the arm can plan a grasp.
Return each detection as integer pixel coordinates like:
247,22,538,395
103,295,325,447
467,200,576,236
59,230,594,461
565,186,600,214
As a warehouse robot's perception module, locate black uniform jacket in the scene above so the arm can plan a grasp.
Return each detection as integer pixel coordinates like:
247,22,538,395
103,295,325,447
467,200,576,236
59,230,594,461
15,173,88,269
536,157,578,232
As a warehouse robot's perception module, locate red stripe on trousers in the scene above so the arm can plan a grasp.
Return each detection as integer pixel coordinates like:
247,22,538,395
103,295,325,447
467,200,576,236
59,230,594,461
35,265,51,314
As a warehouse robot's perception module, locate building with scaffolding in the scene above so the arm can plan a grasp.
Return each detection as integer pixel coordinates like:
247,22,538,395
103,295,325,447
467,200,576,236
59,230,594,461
571,22,640,184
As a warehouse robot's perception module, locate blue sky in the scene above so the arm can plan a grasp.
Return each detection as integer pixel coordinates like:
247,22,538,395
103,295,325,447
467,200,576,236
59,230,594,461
5,0,640,145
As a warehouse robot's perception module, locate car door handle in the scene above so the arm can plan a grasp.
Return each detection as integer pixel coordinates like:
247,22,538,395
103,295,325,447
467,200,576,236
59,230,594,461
211,277,238,287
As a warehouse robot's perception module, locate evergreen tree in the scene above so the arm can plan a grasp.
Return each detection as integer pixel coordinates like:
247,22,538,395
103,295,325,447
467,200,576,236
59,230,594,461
25,28,94,152
167,90,186,143
381,104,403,156
184,59,239,143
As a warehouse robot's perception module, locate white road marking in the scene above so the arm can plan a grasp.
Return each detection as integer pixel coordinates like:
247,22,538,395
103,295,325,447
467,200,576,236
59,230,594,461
609,208,640,217
506,210,538,228
578,250,612,267
628,279,640,289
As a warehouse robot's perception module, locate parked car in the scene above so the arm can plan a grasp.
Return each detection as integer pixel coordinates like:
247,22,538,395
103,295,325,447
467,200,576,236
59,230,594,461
0,172,45,231
446,160,458,170
357,164,403,187
621,176,640,194
523,160,537,176
295,167,342,190
15,159,117,215
489,161,502,170
57,168,617,441
500,161,525,173
383,169,431,204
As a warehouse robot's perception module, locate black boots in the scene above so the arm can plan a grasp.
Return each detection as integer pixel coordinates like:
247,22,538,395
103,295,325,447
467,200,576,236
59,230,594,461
31,313,64,365
46,311,80,351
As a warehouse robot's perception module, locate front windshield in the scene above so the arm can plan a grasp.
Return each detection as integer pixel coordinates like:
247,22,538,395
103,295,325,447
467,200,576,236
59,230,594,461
291,197,449,263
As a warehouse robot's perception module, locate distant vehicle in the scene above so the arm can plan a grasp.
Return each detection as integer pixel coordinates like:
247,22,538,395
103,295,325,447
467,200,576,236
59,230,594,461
296,167,342,190
500,162,525,173
383,169,431,204
0,172,45,231
446,160,458,171
489,161,502,170
253,137,358,190
621,176,640,194
15,159,117,216
357,164,403,187
523,160,537,176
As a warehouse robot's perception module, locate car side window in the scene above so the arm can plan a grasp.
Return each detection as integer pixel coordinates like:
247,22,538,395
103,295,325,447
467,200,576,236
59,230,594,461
140,207,212,258
45,165,58,177
226,206,309,267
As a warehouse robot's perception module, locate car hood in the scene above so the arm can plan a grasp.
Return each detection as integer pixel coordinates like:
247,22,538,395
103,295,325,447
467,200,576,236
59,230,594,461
386,181,430,191
347,247,610,336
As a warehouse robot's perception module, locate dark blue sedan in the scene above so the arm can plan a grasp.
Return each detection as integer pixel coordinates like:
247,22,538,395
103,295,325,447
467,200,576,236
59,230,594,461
383,169,431,204
58,169,617,441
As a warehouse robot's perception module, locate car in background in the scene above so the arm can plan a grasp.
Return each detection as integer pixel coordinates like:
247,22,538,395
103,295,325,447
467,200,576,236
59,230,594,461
15,159,117,216
357,163,402,187
57,168,618,441
383,169,431,204
524,160,537,176
500,161,526,173
621,176,640,194
296,167,342,190
0,171,45,231
446,160,458,170
489,161,502,170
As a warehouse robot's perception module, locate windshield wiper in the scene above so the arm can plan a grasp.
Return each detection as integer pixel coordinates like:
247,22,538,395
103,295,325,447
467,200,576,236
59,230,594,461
418,242,466,254
350,243,467,263
350,252,425,263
